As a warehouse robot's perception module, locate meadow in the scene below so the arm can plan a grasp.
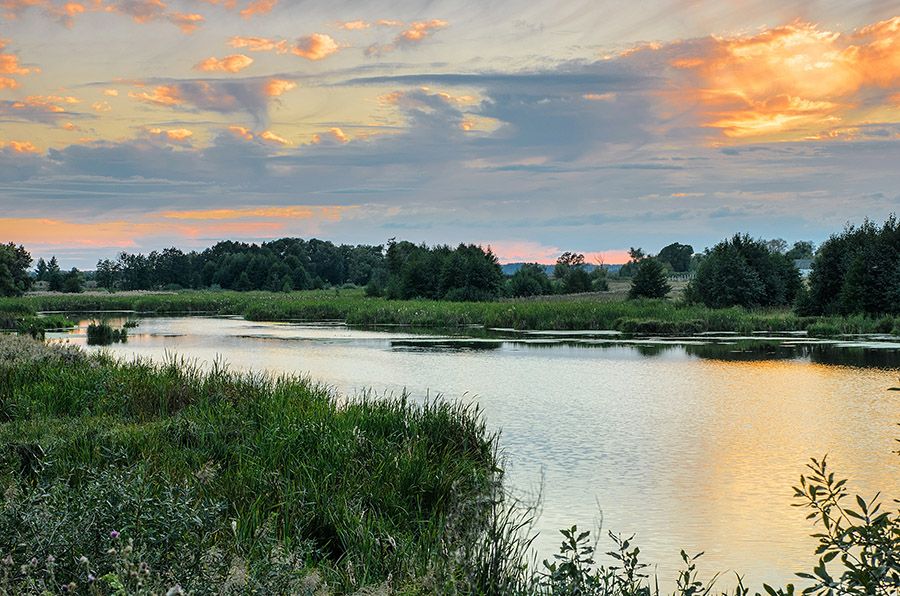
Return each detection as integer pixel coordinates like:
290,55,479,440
2,289,900,335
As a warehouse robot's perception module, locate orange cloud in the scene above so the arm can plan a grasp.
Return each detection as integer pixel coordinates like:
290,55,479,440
0,49,34,76
91,100,111,112
264,78,296,96
376,19,403,27
103,88,118,96
399,19,448,42
663,16,900,140
194,54,253,73
0,76,16,88
366,19,448,55
239,0,275,18
148,127,193,142
227,125,254,140
258,130,290,145
338,20,369,30
311,127,349,144
128,84,181,106
168,11,203,33
228,35,288,53
292,33,339,60
0,140,39,153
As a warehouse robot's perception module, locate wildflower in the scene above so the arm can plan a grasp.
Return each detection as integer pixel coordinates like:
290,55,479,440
78,556,89,565
110,530,120,539
46,554,55,564
30,557,38,567
87,574,96,583
2,554,12,566
166,585,184,596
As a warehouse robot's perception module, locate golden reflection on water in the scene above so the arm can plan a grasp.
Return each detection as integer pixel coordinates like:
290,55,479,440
52,317,900,587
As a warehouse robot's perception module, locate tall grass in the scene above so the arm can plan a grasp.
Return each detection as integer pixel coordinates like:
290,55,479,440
0,334,499,593
4,290,899,335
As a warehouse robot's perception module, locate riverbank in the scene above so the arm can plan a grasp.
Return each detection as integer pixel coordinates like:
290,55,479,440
0,334,506,593
2,290,899,335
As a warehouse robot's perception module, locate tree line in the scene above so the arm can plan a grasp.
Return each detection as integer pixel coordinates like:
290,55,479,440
2,218,898,317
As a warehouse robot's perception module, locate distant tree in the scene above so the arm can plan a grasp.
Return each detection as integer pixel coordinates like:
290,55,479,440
62,268,84,293
35,258,48,282
656,242,694,272
785,241,816,260
553,252,593,294
628,258,671,299
508,263,552,297
0,243,33,297
686,234,800,308
765,238,788,254
95,259,120,290
47,256,63,292
618,247,646,278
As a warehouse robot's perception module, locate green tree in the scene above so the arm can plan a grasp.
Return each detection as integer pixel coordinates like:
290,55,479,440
686,234,800,308
807,217,900,315
628,258,671,299
656,242,694,272
785,240,815,260
95,259,120,290
0,243,33,297
61,268,84,293
35,257,48,282
507,263,552,297
47,256,63,292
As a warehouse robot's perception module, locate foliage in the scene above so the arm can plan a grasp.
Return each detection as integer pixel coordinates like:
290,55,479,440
805,216,900,316
628,258,671,299
62,268,84,294
81,238,387,293
383,240,504,301
509,263,554,297
0,243,32,297
686,234,801,308
791,456,899,595
657,243,694,273
553,253,607,294
86,321,128,345
785,242,816,261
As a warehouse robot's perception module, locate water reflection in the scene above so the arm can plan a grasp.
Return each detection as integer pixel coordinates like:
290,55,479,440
47,316,900,587
388,335,900,370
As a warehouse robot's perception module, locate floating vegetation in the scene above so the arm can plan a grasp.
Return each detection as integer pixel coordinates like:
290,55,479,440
86,321,128,345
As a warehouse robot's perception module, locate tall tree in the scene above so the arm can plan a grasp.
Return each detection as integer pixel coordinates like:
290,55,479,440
657,243,694,273
0,243,33,297
628,258,671,299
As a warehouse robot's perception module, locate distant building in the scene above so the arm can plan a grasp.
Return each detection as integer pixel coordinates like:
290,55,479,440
794,259,813,278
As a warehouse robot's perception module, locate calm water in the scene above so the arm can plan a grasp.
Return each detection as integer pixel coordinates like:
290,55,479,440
51,316,900,587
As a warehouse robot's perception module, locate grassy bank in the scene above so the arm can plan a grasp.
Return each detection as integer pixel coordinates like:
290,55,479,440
3,290,900,335
0,334,502,593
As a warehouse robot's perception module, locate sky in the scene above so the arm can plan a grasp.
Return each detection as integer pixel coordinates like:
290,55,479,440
1,0,900,267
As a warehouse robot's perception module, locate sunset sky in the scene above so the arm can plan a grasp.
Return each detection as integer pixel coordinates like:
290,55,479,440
2,0,900,267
